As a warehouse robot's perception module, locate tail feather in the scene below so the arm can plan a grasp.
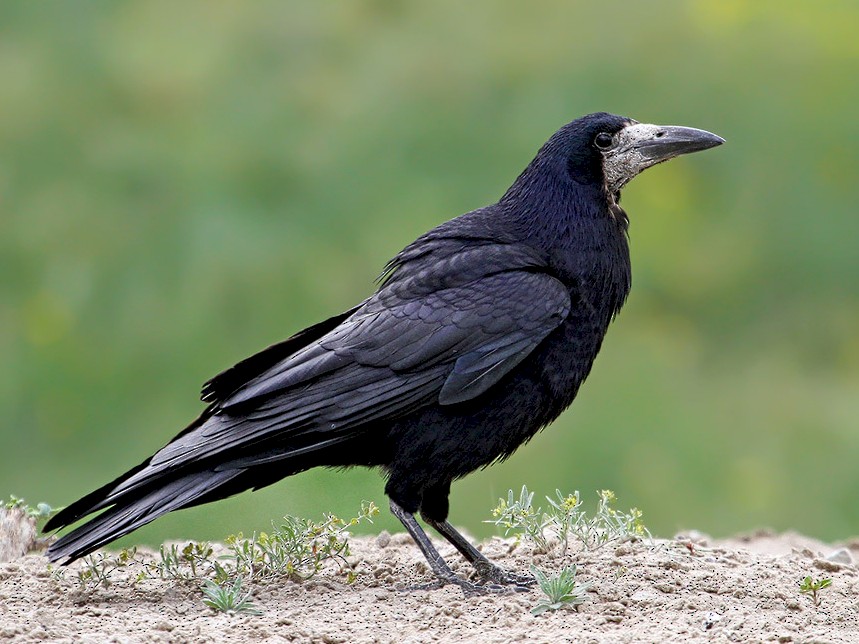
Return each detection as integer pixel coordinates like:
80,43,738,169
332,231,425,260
44,410,216,536
43,458,153,534
46,468,243,564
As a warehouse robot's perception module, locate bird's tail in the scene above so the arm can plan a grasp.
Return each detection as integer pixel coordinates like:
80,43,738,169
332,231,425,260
45,467,243,564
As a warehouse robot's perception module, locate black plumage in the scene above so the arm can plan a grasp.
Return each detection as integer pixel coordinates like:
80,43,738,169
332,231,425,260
45,113,722,591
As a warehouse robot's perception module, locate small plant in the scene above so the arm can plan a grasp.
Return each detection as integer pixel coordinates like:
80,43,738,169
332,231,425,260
489,486,548,551
76,547,138,591
154,543,185,580
530,564,591,615
150,541,215,581
565,489,649,551
5,495,62,530
489,487,648,555
544,490,583,555
798,575,832,607
201,578,262,615
226,500,378,581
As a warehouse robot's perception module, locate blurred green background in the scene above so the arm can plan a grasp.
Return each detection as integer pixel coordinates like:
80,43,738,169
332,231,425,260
3,1,858,548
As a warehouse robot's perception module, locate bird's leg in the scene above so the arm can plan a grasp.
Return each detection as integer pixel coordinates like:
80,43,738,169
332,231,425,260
389,500,458,583
390,500,510,596
421,516,534,589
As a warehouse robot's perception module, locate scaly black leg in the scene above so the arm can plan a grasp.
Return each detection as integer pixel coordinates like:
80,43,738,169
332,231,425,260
422,515,534,589
389,500,518,596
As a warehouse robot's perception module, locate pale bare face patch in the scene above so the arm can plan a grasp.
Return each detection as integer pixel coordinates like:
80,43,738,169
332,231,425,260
600,123,669,195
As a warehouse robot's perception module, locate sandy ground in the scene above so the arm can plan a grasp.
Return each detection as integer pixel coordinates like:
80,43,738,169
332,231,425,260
2,515,859,643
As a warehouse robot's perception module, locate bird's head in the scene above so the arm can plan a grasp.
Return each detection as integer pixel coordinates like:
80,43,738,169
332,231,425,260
538,112,724,199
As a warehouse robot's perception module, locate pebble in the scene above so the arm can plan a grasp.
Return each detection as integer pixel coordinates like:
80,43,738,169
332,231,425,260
376,531,391,549
825,548,854,566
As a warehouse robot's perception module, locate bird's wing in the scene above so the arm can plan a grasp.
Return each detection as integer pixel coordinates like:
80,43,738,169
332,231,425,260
139,264,570,477
223,267,570,410
200,305,362,404
343,269,572,406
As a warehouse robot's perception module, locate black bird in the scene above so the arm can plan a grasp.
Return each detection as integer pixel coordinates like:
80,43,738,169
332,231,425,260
45,113,723,591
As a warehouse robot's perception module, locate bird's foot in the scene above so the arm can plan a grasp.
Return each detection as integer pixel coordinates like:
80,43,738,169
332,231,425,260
403,570,530,597
472,561,536,589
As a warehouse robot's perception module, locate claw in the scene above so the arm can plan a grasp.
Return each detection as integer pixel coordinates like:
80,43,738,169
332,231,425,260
473,561,537,588
401,570,531,596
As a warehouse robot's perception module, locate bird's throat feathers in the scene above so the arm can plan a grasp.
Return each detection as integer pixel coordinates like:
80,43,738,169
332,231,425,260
500,164,631,289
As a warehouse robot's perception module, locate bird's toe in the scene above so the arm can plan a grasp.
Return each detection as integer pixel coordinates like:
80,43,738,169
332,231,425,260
473,562,537,588
400,571,528,597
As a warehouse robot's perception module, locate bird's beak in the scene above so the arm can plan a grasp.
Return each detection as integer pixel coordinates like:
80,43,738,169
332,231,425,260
632,124,725,162
603,122,724,193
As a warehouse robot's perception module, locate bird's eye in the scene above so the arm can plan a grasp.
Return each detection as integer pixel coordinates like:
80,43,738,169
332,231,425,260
594,132,614,150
